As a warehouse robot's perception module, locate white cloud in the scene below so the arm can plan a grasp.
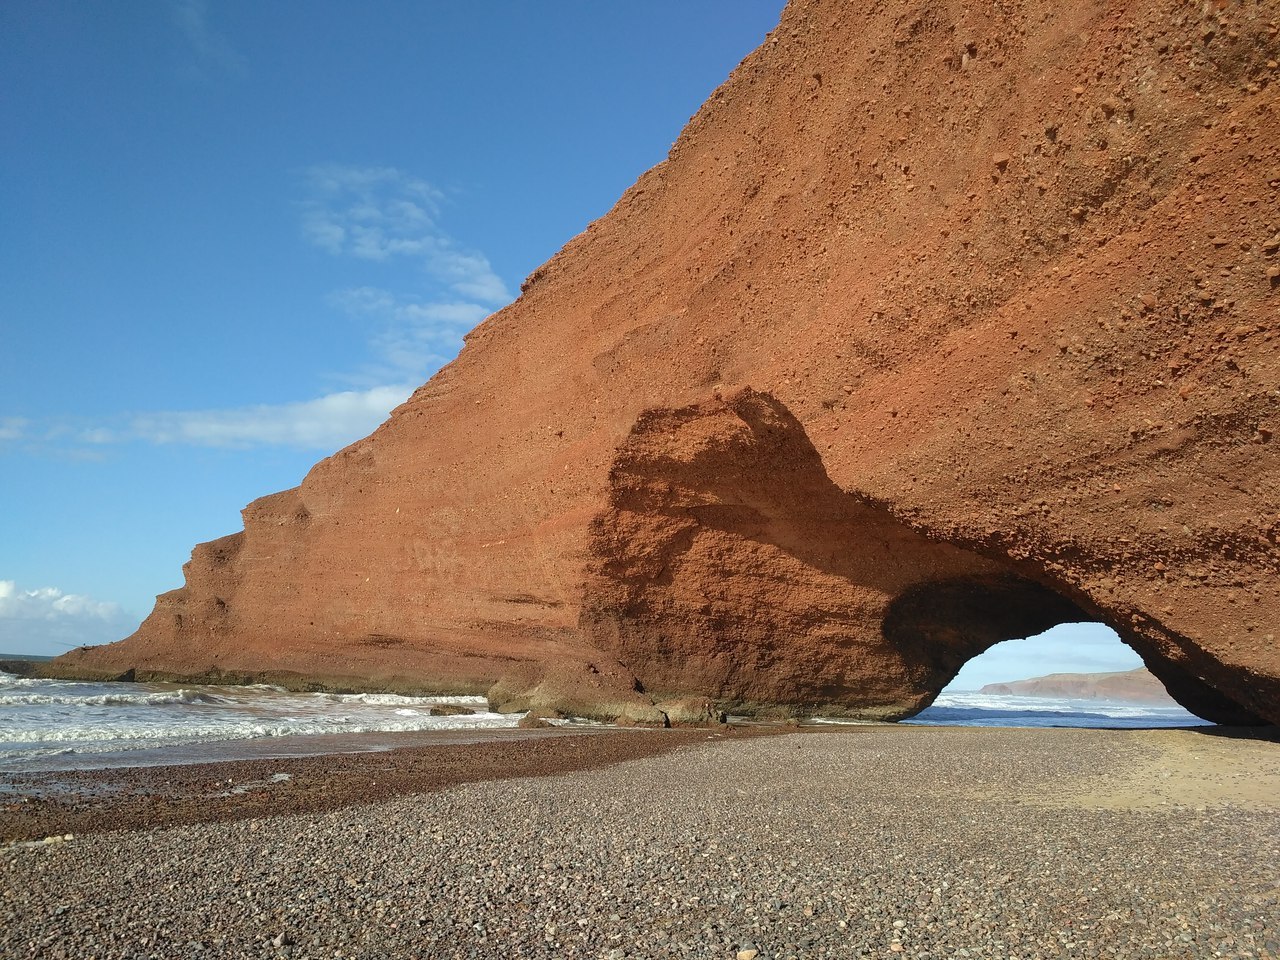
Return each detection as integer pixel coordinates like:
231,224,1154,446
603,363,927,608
301,164,512,304
128,384,414,450
168,0,247,79
332,286,491,382
0,580,141,656
427,249,510,305
15,164,507,457
945,622,1143,691
302,165,443,261
79,427,118,445
0,417,27,442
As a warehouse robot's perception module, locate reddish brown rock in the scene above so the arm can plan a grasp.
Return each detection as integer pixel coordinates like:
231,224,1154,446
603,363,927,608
54,0,1279,724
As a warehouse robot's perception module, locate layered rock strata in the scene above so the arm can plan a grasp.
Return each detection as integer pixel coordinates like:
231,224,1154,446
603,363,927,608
56,0,1279,724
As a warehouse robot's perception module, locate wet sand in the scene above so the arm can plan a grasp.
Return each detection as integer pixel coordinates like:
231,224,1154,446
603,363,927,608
1,725,1277,959
0,725,775,842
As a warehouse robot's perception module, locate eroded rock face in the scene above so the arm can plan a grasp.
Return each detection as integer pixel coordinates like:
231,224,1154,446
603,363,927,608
56,0,1278,724
580,389,1075,719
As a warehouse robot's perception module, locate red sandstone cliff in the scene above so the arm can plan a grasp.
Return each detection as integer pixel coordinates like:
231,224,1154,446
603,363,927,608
980,667,1176,703
55,0,1279,725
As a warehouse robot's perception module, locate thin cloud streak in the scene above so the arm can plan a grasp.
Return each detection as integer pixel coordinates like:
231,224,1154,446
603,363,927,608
301,164,512,304
25,164,507,455
331,286,491,383
168,0,247,79
0,417,27,442
129,384,415,450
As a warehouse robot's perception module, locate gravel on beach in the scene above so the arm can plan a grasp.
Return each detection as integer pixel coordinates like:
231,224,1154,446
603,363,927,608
2,725,1278,960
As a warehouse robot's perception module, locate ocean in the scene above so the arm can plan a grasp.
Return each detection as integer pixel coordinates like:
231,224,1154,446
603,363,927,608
0,672,1210,772
0,671,520,772
903,690,1211,728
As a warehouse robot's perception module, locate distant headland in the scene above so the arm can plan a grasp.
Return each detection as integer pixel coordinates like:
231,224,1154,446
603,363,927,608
979,667,1176,704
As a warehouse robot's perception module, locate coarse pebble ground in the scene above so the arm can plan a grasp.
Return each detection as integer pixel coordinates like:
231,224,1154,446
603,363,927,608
2,725,1278,960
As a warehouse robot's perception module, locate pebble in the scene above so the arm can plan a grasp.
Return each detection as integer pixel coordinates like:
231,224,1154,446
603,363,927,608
1,729,1276,960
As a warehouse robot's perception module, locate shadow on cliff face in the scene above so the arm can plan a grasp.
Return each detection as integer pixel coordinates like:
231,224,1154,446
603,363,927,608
581,388,1262,724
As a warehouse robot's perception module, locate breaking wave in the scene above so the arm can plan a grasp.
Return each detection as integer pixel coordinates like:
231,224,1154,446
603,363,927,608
902,691,1210,728
0,671,518,769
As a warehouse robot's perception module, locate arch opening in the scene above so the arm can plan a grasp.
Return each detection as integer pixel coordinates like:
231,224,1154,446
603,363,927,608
882,574,1264,726
904,622,1211,728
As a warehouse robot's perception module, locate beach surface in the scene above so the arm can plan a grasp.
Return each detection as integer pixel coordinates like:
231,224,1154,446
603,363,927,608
2,725,1277,959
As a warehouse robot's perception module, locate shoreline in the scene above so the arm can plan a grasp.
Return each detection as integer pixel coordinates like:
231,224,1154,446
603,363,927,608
0,724,784,843
4,722,1275,845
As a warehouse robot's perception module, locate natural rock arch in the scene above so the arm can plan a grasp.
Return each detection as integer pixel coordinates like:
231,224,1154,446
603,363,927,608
581,388,1264,724
51,0,1279,725
881,577,1258,724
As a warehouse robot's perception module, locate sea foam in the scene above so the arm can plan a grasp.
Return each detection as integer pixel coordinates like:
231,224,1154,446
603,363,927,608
0,672,518,769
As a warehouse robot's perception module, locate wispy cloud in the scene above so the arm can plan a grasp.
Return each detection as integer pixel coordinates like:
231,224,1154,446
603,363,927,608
18,164,508,456
127,385,414,450
167,0,247,79
302,166,441,260
301,164,511,304
11,386,413,455
427,250,510,304
0,417,27,442
331,287,490,383
0,580,141,655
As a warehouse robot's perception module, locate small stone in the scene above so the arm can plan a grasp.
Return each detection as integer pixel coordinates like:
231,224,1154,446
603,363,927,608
737,950,760,960
992,152,1011,170
272,932,293,948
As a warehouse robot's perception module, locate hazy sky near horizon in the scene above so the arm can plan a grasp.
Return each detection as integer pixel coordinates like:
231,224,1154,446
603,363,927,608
0,2,1142,687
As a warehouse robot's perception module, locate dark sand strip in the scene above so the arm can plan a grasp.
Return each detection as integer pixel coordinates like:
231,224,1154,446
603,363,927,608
0,725,782,843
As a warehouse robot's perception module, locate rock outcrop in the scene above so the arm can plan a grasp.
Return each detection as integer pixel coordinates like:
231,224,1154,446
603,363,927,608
980,667,1176,703
54,0,1279,724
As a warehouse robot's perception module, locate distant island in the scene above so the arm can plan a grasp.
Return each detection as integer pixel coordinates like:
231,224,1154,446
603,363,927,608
979,667,1176,704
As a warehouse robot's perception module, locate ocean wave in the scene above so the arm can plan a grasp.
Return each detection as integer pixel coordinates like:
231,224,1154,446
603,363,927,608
905,691,1208,728
0,689,230,708
0,710,520,750
0,673,525,768
314,692,489,707
0,671,48,688
929,691,1198,717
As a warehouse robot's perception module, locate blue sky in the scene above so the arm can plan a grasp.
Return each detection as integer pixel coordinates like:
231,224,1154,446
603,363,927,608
946,624,1140,691
0,2,1143,686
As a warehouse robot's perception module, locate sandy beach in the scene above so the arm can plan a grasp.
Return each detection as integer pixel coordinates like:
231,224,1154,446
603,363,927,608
2,725,1277,959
